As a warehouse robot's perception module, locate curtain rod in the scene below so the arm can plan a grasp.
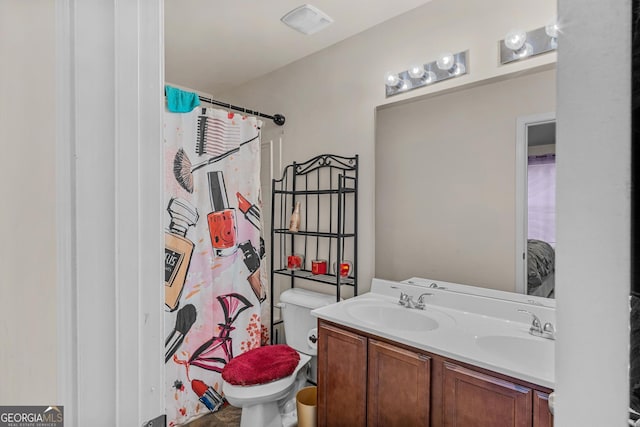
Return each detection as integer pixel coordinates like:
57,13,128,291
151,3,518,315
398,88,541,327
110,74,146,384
198,95,286,126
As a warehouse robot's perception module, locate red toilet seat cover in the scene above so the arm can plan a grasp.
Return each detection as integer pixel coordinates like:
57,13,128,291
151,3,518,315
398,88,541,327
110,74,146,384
222,344,301,386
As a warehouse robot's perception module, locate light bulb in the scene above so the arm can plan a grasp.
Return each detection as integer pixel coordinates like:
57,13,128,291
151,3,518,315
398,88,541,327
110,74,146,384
545,19,559,49
504,29,527,51
545,20,559,38
452,62,466,76
408,64,425,79
384,72,400,87
516,43,533,58
424,71,437,84
436,53,455,71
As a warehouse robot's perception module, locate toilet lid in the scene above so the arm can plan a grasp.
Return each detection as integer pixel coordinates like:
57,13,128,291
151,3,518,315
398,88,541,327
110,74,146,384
222,344,301,386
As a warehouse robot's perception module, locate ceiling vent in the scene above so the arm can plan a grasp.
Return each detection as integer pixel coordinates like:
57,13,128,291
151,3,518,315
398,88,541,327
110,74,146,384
281,4,334,35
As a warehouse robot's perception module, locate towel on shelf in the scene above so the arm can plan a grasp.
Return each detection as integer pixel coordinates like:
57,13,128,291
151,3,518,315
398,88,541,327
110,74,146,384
165,85,201,113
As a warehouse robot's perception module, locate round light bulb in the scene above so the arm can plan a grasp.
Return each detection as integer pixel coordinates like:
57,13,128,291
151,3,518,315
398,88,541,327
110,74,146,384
545,20,559,38
516,43,533,58
452,62,466,76
408,64,425,79
384,72,400,87
504,29,527,51
436,53,455,71
424,70,437,84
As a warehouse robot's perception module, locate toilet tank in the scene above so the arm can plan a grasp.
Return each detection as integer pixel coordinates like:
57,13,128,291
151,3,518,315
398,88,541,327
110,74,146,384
279,288,336,356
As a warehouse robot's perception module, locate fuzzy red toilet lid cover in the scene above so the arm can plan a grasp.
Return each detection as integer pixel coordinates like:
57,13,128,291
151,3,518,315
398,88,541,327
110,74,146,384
222,344,301,386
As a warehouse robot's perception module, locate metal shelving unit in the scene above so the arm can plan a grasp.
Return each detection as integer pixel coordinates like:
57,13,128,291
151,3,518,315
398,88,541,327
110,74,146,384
270,154,358,342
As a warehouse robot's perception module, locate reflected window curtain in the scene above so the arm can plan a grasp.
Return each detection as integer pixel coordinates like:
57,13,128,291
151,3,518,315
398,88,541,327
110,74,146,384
527,154,556,246
163,107,270,426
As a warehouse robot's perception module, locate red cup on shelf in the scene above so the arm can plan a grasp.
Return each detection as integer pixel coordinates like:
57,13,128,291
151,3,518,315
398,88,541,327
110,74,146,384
311,259,328,275
333,260,353,278
287,254,304,271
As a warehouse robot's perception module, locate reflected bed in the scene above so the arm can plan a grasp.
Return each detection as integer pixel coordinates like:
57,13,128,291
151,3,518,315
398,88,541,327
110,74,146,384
527,239,555,298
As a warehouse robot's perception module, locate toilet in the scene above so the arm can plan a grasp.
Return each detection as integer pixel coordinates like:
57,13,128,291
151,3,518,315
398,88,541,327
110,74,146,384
221,288,335,427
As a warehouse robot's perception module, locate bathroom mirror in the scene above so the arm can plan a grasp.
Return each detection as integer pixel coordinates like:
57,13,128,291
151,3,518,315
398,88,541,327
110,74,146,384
375,67,556,297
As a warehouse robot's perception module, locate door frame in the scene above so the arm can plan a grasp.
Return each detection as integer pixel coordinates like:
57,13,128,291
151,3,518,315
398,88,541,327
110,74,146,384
55,1,165,425
515,112,556,295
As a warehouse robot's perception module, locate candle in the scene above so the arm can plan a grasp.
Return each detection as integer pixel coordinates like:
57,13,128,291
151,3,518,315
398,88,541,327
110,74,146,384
287,254,303,270
311,260,327,275
333,260,353,278
339,262,351,277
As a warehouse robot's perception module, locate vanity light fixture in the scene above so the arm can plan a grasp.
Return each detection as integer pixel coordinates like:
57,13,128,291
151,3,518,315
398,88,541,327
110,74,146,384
385,50,468,97
500,21,558,65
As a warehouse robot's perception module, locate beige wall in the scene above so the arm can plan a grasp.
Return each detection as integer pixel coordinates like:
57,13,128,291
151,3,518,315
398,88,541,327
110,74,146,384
219,0,557,293
376,69,556,292
0,0,57,404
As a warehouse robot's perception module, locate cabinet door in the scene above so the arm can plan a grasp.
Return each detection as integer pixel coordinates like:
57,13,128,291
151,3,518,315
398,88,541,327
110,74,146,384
443,362,533,427
368,339,431,427
317,322,367,427
533,391,554,427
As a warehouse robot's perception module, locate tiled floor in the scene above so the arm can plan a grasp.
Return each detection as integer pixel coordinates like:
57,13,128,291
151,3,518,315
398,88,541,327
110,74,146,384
183,405,241,427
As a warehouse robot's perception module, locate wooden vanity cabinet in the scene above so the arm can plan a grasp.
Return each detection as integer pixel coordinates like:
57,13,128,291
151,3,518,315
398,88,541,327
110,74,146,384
318,321,431,427
318,319,554,427
533,391,554,427
368,339,431,427
442,362,532,427
317,322,367,427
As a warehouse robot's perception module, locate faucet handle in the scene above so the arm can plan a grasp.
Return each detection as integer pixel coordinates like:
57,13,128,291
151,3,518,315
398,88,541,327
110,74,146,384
543,322,555,338
417,293,433,303
517,309,542,332
398,292,409,306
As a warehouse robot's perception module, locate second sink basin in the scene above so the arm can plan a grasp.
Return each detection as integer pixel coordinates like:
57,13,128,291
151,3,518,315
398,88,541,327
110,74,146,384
346,303,441,331
475,334,554,369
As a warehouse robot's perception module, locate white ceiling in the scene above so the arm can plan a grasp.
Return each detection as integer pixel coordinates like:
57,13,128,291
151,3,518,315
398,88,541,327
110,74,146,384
164,0,433,95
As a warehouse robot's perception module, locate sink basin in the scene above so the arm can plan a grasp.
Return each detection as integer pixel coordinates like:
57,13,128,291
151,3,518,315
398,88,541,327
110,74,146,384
475,335,554,368
346,303,440,331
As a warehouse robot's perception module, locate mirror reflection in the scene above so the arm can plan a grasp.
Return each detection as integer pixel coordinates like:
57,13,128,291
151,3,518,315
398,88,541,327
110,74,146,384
520,118,556,298
375,68,556,297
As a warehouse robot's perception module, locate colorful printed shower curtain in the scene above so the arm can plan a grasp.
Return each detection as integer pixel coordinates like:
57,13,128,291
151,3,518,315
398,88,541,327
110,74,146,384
164,107,269,426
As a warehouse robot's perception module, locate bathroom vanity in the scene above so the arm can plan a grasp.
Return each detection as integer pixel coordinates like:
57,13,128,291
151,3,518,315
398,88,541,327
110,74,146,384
312,278,555,427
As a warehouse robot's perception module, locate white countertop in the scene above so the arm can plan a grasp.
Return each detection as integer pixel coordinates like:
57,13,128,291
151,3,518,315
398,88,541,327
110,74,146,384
311,278,555,389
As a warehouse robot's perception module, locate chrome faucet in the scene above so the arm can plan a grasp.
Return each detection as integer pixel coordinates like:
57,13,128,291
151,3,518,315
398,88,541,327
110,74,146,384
398,292,432,310
415,292,432,309
517,309,555,340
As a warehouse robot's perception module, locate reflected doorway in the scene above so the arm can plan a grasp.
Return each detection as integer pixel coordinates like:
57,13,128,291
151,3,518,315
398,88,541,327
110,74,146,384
515,113,556,298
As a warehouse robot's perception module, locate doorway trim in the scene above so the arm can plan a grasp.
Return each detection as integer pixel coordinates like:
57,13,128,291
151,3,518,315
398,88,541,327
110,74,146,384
55,1,165,425
515,112,556,295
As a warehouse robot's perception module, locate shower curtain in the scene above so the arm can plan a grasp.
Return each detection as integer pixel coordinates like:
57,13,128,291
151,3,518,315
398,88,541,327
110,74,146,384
164,106,269,426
